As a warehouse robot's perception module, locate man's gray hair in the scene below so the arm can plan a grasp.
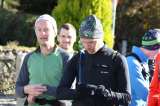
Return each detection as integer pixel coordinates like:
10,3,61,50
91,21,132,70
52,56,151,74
35,14,57,35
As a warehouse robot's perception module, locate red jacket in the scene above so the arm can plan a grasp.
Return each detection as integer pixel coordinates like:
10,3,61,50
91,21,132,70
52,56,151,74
148,53,160,106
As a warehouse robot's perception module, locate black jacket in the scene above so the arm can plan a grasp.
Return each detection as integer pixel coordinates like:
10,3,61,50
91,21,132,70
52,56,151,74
57,46,131,106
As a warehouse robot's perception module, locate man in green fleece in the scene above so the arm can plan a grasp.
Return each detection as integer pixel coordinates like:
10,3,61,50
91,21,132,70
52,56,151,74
16,14,69,106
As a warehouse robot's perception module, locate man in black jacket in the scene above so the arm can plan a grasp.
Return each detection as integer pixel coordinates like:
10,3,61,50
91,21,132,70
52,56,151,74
56,15,131,106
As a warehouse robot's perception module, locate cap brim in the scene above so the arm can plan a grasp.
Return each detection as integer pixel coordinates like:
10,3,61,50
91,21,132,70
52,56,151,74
142,44,160,50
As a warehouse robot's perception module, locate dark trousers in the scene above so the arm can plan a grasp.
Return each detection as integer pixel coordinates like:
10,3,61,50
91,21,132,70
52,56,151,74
71,97,121,106
25,98,66,106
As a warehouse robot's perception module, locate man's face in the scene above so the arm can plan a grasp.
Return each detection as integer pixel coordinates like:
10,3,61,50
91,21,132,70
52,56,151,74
148,49,160,59
58,28,76,50
80,37,102,54
35,20,56,47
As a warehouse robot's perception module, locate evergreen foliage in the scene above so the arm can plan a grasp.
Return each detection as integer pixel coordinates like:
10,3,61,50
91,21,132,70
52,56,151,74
0,8,37,46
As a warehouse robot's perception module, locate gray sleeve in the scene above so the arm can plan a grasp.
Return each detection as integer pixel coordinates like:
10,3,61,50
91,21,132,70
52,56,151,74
15,53,31,98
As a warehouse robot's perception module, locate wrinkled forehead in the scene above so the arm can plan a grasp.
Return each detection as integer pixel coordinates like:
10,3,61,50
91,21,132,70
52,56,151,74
35,19,51,26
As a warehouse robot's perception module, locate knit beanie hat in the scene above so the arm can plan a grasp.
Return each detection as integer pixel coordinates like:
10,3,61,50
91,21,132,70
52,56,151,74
141,28,160,50
35,14,57,35
79,15,104,39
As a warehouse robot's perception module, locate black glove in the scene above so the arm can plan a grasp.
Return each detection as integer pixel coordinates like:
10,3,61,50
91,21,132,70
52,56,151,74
95,85,115,100
95,85,106,96
76,84,97,98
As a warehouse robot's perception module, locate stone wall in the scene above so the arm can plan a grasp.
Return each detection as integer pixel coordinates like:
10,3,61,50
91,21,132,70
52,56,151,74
0,48,28,95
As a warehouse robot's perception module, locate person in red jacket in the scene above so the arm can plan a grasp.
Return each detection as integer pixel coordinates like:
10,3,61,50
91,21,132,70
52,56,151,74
148,52,160,106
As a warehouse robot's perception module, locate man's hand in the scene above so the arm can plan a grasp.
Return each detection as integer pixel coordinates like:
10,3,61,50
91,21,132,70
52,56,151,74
96,85,110,97
95,85,115,100
24,84,47,96
27,95,35,104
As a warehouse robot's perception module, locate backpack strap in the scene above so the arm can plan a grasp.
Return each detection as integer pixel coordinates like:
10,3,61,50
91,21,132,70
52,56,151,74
112,50,118,62
78,50,85,85
112,51,121,75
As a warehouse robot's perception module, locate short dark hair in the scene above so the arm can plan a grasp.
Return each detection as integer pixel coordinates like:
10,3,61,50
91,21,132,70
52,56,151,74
58,23,76,37
61,24,70,30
